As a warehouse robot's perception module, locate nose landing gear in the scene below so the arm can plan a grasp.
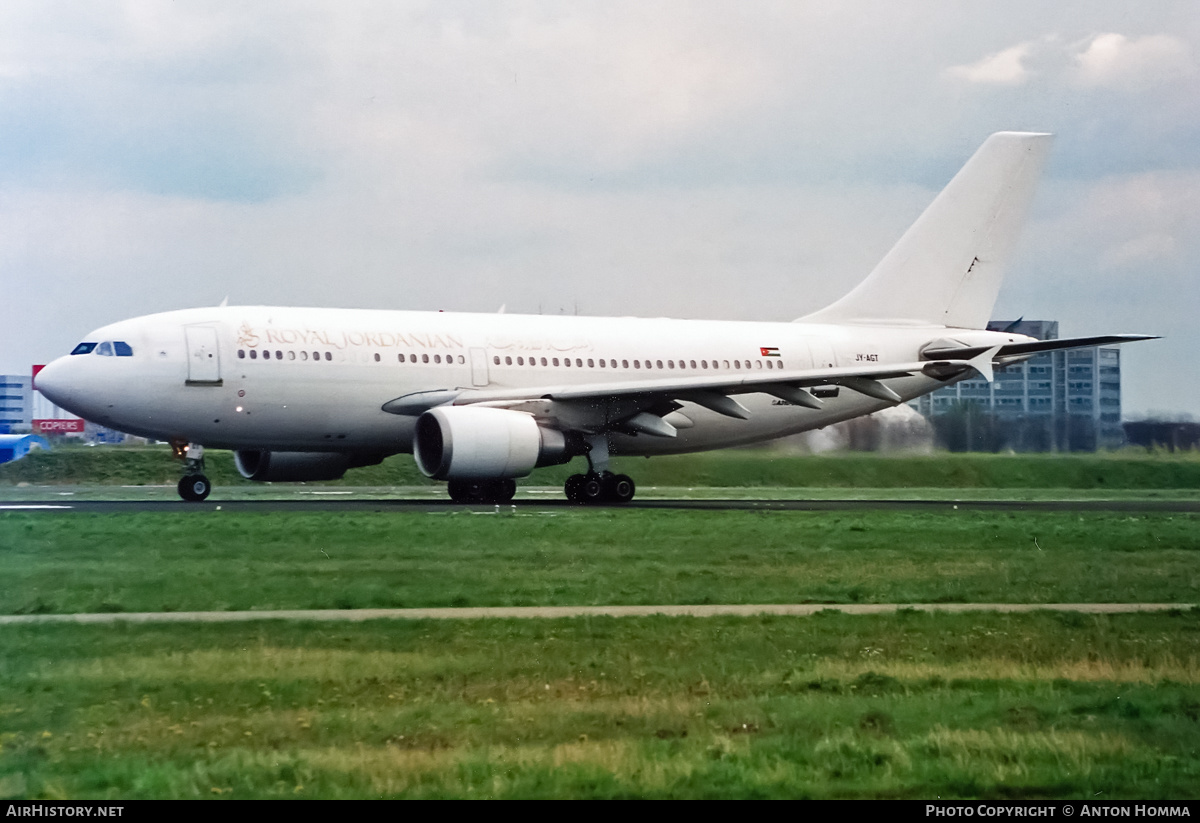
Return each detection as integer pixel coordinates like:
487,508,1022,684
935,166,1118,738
172,440,212,502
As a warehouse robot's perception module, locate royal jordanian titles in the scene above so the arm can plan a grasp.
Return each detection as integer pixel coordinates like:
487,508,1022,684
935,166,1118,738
35,133,1154,503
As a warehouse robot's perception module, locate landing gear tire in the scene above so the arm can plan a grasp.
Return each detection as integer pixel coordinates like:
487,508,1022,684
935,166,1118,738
604,473,636,504
564,472,635,505
564,474,584,503
447,479,517,504
578,474,605,504
178,474,212,502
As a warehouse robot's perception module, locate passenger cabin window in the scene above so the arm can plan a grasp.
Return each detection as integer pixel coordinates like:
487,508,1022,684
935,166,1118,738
71,342,98,355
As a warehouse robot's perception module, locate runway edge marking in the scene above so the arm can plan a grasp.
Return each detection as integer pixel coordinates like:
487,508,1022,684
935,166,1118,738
0,603,1194,626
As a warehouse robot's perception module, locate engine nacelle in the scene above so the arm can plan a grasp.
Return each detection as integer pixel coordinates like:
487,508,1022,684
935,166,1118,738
234,450,352,482
414,406,569,480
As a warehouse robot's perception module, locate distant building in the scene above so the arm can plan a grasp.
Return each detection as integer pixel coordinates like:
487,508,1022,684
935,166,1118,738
0,433,49,464
909,320,1123,451
0,375,32,434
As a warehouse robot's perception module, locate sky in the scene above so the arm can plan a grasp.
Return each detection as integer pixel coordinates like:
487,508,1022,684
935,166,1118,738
1,1,1197,419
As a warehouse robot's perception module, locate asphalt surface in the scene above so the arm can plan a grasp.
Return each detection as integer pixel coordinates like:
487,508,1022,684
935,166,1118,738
2,498,1199,513
0,602,1192,626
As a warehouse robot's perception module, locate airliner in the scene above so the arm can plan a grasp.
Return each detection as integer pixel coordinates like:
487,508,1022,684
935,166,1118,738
34,132,1153,503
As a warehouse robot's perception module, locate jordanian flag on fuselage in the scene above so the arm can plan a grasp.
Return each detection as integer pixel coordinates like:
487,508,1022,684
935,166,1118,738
760,347,780,357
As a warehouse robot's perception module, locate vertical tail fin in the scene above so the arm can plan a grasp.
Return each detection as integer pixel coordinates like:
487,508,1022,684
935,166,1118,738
801,132,1053,329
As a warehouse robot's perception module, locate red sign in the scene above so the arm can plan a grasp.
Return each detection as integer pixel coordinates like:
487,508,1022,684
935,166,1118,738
33,419,86,433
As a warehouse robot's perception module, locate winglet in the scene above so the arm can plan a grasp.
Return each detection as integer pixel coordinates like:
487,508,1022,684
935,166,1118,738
969,346,1001,383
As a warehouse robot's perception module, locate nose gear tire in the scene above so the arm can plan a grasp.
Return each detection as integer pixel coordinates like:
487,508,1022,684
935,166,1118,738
178,474,212,502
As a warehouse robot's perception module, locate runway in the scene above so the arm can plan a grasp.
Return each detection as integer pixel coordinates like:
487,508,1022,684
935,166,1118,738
2,497,1199,513
0,602,1192,626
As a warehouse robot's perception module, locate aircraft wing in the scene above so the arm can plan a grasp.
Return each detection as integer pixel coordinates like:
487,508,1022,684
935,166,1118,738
382,352,996,437
922,334,1157,361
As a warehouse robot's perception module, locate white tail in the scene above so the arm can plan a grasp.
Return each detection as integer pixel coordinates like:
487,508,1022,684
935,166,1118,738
801,132,1053,330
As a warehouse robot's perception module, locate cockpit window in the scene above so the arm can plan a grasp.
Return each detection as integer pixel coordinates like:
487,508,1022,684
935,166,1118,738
114,341,133,357
71,342,98,355
96,342,115,357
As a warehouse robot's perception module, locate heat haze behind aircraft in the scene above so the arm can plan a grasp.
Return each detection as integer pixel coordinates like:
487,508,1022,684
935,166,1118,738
35,132,1154,503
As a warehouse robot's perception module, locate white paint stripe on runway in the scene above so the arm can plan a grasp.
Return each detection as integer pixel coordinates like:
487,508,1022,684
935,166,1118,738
0,603,1192,626
0,504,73,510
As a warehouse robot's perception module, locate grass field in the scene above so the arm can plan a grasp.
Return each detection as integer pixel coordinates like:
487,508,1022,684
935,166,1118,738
2,612,1198,799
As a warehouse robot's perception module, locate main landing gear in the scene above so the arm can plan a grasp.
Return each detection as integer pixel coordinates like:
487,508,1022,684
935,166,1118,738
172,440,212,502
564,471,635,505
563,433,635,505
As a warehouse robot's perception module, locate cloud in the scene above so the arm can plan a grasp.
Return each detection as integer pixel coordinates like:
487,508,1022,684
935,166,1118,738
1072,33,1195,90
946,32,1196,93
946,42,1035,85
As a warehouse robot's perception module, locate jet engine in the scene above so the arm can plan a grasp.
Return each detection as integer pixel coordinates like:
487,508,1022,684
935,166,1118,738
414,406,570,480
234,450,358,482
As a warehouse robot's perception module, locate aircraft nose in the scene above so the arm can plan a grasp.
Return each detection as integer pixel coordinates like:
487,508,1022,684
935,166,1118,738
34,358,74,408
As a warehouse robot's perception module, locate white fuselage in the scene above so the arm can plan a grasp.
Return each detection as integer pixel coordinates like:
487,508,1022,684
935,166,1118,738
35,306,1025,458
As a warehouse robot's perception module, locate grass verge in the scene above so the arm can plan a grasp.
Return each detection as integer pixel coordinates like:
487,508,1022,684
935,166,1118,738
1,509,1198,614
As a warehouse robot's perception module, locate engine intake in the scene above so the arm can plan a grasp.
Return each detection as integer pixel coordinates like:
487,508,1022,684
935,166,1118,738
414,406,569,480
